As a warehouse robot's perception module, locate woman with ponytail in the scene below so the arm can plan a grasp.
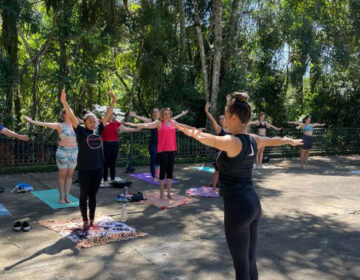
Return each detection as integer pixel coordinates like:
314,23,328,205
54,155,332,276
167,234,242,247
176,92,302,280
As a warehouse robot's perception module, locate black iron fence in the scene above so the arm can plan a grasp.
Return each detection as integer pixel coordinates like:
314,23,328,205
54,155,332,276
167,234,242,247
0,128,359,167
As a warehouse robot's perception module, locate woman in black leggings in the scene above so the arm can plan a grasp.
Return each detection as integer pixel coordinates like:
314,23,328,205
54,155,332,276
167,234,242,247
61,89,117,229
176,92,302,280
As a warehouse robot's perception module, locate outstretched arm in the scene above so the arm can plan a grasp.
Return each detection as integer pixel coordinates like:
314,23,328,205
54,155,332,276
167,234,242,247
251,134,303,149
124,120,160,130
312,123,326,128
172,110,188,121
248,121,259,126
287,121,303,126
0,127,29,141
60,89,79,129
129,111,152,123
204,102,222,134
119,124,143,132
175,124,241,157
267,123,281,131
24,116,62,132
101,91,117,126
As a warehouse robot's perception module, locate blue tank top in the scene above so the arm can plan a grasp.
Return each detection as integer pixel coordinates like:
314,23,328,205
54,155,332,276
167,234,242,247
59,123,76,139
216,134,257,197
303,124,313,133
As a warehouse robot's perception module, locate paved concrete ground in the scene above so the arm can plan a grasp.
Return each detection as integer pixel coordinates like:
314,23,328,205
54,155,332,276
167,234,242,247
0,155,360,280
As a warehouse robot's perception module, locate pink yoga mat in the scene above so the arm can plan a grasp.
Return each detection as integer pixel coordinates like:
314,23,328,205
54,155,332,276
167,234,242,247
136,192,198,210
129,172,179,185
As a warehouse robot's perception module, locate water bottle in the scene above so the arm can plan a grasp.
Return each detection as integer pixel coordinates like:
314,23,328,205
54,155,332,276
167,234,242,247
123,186,128,197
121,203,127,222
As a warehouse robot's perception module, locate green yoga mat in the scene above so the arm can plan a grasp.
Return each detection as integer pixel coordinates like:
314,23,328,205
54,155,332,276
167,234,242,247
31,189,79,209
194,166,215,174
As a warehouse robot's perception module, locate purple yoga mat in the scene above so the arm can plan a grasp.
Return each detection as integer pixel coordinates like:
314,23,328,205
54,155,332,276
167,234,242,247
129,172,179,185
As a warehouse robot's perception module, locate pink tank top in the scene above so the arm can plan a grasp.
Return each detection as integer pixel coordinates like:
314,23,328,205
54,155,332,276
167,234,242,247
157,120,177,153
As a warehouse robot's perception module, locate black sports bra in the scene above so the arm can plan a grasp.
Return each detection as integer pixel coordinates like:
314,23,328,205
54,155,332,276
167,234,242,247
257,121,267,129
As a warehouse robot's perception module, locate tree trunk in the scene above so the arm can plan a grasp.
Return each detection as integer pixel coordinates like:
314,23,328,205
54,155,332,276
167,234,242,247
31,57,40,118
210,0,223,114
192,0,210,101
1,0,20,123
222,0,240,93
178,0,187,62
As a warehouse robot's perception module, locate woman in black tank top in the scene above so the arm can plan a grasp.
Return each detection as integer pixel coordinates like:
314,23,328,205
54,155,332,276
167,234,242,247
176,92,302,280
248,112,281,168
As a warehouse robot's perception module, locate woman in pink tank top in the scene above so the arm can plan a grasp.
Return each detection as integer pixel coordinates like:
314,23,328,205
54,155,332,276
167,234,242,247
125,108,188,199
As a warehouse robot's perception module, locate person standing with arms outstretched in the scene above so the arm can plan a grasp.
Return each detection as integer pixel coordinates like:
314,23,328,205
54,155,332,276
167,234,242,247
204,101,228,192
24,110,78,204
176,92,302,280
288,115,325,168
101,113,142,184
61,89,116,230
126,108,188,199
248,113,281,168
0,124,29,141
129,109,188,181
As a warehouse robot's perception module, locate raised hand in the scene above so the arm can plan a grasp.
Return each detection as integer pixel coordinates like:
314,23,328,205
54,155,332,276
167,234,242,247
205,102,211,112
182,110,189,115
60,89,66,104
129,111,136,117
226,94,231,103
108,90,117,103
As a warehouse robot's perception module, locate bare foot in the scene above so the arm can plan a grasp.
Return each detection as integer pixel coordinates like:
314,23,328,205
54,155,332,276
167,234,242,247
212,187,217,193
83,221,90,231
90,219,94,227
59,199,66,204
64,197,71,203
167,193,172,199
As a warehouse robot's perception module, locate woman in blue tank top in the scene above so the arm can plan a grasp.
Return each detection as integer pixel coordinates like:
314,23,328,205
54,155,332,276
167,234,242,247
176,92,302,280
288,115,325,168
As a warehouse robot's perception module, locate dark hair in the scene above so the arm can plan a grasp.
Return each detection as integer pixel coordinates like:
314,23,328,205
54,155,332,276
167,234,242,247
303,115,311,123
226,92,252,124
258,112,265,120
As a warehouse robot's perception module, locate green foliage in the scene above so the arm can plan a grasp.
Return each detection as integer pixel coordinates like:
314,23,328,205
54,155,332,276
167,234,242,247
0,0,360,130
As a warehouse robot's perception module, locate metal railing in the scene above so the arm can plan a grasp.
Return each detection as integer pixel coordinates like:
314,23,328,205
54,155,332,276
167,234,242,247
0,128,359,167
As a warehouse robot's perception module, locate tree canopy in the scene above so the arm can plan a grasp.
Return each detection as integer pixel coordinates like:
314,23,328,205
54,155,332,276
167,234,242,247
1,0,359,130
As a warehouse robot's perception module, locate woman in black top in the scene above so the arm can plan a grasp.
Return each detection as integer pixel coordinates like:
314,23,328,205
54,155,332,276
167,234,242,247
204,101,228,192
61,89,117,230
176,92,302,280
248,112,281,168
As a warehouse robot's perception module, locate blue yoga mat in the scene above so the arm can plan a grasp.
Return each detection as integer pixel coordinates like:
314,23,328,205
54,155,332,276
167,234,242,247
194,166,215,174
0,203,10,216
31,189,79,209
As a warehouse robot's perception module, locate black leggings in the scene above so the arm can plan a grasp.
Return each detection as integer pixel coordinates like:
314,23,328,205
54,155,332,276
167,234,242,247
158,151,176,180
223,190,261,280
103,141,119,181
78,168,102,222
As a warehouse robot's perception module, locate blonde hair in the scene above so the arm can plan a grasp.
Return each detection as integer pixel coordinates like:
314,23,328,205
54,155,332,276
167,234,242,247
160,108,172,120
